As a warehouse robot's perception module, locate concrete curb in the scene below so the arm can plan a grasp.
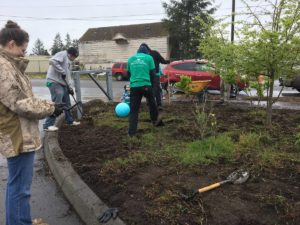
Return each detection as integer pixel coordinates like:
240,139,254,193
43,101,126,225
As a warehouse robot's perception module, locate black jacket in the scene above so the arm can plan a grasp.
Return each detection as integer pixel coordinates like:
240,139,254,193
149,50,170,73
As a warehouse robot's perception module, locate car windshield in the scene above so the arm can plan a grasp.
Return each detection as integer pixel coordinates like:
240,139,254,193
113,63,121,68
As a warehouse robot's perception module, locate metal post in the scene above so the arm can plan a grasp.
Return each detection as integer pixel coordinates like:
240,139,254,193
72,71,83,119
106,69,113,102
231,0,236,43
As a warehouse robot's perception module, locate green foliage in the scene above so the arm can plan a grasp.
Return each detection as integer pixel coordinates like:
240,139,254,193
175,75,192,93
51,33,78,55
194,102,217,139
51,33,64,55
200,0,300,125
162,0,215,59
178,134,235,165
32,39,49,55
64,33,72,50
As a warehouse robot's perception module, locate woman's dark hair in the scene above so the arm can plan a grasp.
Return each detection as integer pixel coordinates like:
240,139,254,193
0,20,29,46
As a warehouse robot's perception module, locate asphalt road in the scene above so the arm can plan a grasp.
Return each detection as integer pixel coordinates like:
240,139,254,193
31,79,128,102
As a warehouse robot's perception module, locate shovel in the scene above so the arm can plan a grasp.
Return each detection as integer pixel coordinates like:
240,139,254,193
180,169,250,201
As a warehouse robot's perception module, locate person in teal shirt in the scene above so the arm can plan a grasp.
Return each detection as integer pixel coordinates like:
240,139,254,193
127,45,162,137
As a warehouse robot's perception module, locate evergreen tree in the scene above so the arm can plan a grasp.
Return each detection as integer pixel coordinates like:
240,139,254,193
51,33,64,55
163,0,215,59
32,38,49,55
65,33,72,50
71,39,79,49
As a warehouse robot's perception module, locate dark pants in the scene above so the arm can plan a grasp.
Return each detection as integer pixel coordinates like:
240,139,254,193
128,86,158,136
152,75,162,107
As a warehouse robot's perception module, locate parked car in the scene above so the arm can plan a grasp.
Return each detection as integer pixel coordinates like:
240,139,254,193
112,62,128,81
160,59,246,92
279,76,300,92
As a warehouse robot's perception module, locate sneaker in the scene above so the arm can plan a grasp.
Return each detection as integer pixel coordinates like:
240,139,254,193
43,126,59,132
70,121,80,126
32,218,49,225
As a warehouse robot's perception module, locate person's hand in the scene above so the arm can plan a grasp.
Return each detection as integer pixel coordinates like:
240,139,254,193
51,103,67,117
68,87,74,95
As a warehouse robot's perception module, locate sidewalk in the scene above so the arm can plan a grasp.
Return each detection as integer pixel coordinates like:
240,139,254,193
0,124,83,225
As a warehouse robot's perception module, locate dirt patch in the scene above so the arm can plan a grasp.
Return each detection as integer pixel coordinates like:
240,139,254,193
59,99,300,225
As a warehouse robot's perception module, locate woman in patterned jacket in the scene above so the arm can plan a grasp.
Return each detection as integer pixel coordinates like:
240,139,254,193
0,20,62,225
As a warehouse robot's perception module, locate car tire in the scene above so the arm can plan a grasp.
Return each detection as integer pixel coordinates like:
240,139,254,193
116,73,123,81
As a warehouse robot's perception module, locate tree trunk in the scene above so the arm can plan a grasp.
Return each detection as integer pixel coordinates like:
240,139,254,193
266,72,275,127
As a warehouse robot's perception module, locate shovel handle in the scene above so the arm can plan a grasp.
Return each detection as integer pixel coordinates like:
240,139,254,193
198,182,221,193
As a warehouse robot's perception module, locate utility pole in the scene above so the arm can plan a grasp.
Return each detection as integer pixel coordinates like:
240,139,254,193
231,0,236,43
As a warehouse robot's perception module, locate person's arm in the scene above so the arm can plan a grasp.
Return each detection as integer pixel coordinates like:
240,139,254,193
49,52,66,77
0,64,55,119
149,56,156,84
154,51,170,64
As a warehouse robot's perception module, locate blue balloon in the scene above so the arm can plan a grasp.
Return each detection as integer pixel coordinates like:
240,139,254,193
115,102,130,117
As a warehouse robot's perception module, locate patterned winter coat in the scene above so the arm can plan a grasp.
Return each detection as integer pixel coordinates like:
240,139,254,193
0,49,55,158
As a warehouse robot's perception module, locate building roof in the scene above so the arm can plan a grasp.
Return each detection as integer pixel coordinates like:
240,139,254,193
80,22,168,42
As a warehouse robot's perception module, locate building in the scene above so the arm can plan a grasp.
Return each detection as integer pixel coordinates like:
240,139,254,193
79,22,169,69
25,55,51,74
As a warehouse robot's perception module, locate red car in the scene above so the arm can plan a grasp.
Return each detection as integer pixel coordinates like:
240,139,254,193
160,59,246,91
112,62,128,81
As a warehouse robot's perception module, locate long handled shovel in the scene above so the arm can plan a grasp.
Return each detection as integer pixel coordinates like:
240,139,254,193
62,77,83,117
180,169,250,201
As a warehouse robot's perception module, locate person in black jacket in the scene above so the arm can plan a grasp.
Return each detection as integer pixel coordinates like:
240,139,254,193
140,43,170,110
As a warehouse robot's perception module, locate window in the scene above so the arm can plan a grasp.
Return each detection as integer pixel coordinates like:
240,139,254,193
195,63,215,72
113,63,121,68
172,62,195,71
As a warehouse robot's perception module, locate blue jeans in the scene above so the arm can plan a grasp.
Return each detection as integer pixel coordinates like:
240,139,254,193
43,82,74,129
6,151,35,225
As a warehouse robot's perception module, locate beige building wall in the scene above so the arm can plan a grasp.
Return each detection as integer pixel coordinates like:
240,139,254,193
25,55,50,74
79,37,169,69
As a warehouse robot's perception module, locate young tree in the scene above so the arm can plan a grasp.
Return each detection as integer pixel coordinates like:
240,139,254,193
201,0,300,127
162,0,215,59
65,33,72,50
32,38,49,55
51,33,64,55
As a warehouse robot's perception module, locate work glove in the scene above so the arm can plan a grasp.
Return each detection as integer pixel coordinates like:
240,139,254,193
68,87,74,95
51,103,67,117
97,208,119,223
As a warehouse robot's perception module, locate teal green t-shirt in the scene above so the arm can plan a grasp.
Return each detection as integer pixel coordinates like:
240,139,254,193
127,53,155,87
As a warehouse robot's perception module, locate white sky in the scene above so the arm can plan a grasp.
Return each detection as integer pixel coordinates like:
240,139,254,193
0,0,267,53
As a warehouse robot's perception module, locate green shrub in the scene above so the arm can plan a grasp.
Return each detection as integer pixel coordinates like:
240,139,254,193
175,75,192,93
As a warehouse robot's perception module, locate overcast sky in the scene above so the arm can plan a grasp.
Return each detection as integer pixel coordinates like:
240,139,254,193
0,0,260,53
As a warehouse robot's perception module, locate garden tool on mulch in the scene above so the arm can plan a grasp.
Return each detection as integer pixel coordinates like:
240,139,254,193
180,169,250,201
97,208,119,223
62,77,83,116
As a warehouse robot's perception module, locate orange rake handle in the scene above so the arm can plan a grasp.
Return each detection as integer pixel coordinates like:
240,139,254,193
198,182,221,193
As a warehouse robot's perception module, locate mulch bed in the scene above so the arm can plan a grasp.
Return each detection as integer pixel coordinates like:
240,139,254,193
58,99,300,225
